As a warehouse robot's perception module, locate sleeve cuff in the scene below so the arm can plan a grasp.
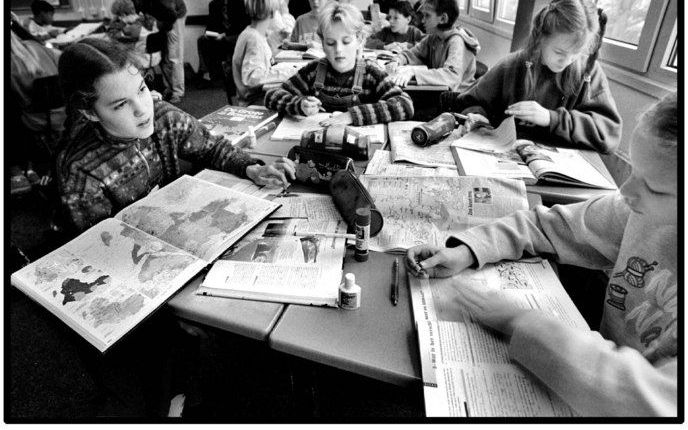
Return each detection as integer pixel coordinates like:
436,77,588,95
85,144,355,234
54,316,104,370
445,230,495,269
348,106,364,126
548,109,560,133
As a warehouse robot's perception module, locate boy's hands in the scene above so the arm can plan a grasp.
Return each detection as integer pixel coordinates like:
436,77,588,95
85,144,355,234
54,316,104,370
246,158,296,188
385,60,399,75
505,101,550,127
405,244,475,278
390,68,414,87
300,96,323,116
455,286,529,337
319,112,353,127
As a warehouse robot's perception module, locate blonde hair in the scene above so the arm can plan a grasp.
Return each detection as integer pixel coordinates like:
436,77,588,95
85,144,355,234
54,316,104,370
110,0,136,17
244,0,281,20
316,2,365,39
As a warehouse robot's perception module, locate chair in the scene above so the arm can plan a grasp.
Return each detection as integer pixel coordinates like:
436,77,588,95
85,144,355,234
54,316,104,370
221,60,237,105
474,60,488,80
437,61,490,113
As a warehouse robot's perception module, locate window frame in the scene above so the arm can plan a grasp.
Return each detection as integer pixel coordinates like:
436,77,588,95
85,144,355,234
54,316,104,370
493,0,517,33
468,0,495,23
598,0,670,73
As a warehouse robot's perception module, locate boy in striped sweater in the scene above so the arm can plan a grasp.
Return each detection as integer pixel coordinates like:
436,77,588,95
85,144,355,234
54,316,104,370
265,1,414,127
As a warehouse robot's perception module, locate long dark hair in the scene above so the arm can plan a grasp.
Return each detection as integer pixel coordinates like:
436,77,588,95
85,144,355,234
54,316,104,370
523,0,606,98
57,38,136,151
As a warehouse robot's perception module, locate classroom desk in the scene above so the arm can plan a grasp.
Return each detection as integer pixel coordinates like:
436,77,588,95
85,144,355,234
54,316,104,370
268,193,542,387
167,271,285,341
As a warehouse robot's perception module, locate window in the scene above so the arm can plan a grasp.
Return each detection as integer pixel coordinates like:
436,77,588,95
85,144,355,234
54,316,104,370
597,0,670,72
496,0,518,24
661,21,678,71
468,0,495,22
458,0,468,13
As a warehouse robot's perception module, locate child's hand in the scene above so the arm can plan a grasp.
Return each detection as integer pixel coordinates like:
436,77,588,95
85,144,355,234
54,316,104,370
246,160,295,188
319,112,353,127
405,244,475,278
300,96,323,116
505,101,550,127
465,113,491,131
150,90,163,101
385,60,399,75
454,285,529,337
390,68,414,87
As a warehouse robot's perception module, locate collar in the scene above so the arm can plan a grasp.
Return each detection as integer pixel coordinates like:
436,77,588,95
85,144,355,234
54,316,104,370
94,124,143,149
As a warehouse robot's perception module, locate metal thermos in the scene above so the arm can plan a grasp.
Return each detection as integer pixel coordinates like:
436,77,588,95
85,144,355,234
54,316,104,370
411,112,458,147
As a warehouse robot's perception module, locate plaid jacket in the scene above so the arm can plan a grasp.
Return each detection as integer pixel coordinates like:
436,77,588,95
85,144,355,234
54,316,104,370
57,101,261,232
264,59,414,126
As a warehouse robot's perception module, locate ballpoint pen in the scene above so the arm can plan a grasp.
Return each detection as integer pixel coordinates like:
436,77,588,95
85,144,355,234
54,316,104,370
293,230,356,240
391,258,399,306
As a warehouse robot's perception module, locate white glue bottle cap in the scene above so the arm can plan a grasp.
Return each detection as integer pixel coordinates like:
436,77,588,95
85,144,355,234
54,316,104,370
344,273,356,289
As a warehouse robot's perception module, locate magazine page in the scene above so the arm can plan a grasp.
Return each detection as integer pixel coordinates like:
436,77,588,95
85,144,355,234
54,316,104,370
515,140,617,190
10,218,206,352
359,176,528,252
197,218,347,306
450,116,517,154
365,150,459,177
409,260,588,416
114,175,281,262
451,146,536,183
194,169,272,198
388,121,457,168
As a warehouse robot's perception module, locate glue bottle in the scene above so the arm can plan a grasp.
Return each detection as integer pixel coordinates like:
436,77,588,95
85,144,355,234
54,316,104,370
338,273,361,310
354,207,370,262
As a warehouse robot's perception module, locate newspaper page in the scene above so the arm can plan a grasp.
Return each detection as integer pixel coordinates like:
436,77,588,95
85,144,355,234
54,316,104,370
388,121,458,168
359,176,528,252
409,260,589,417
365,150,459,177
514,141,617,190
197,218,347,306
269,193,342,220
114,175,280,262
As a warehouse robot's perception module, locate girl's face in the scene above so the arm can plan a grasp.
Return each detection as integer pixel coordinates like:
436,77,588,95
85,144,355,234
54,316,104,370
85,66,155,139
540,32,587,73
322,21,361,73
387,9,411,33
309,0,321,12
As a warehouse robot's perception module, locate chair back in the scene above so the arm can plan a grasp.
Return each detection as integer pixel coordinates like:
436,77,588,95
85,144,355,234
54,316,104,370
474,60,488,80
145,31,166,54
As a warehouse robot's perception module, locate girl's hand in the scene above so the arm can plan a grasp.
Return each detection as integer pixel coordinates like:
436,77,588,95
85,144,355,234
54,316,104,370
390,68,414,87
150,90,163,101
455,285,529,337
405,244,475,278
246,158,296,188
319,112,353,127
505,101,550,127
300,96,322,116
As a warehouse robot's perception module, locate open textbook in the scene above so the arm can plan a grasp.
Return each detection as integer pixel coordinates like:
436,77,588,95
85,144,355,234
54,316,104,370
388,121,458,168
198,195,347,306
10,175,280,352
409,260,589,417
359,176,529,253
271,112,387,145
450,117,617,190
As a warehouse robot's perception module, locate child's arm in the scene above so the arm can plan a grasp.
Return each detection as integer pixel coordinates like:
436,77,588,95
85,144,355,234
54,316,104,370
347,66,414,126
239,35,282,88
548,63,622,153
264,61,319,116
364,29,387,49
58,171,114,232
508,311,677,416
395,35,429,66
449,193,629,270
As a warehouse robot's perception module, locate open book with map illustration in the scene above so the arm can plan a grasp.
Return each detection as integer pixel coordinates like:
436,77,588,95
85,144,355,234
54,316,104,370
450,117,617,190
10,175,280,352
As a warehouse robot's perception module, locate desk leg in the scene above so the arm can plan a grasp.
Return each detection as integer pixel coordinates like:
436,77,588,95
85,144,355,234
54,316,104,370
286,355,321,418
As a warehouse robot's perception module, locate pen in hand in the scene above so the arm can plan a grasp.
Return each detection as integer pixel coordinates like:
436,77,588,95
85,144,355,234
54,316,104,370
391,258,399,306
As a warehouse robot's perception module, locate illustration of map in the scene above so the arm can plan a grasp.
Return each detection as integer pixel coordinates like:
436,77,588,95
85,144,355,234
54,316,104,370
360,176,529,252
10,218,206,352
115,175,280,262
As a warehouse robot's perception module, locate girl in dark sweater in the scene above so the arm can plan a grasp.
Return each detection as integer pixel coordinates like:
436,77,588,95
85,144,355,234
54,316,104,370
445,0,621,153
56,38,294,232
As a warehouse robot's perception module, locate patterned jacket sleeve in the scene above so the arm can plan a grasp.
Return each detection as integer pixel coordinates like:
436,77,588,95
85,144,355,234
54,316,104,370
264,60,319,116
156,103,262,177
57,157,115,232
348,65,415,126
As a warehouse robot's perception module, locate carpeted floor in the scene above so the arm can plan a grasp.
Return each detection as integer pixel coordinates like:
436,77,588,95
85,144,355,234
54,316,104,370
6,74,425,422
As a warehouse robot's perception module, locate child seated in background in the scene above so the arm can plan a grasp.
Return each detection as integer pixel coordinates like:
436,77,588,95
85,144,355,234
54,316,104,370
56,38,294,232
365,1,424,51
232,0,298,105
265,1,414,127
107,0,160,69
444,0,621,153
24,0,66,42
266,0,296,54
406,91,678,417
290,0,324,46
386,0,480,92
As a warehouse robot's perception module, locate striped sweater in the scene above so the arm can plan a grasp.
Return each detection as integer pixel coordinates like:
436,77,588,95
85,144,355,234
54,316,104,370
57,101,262,232
264,59,414,126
